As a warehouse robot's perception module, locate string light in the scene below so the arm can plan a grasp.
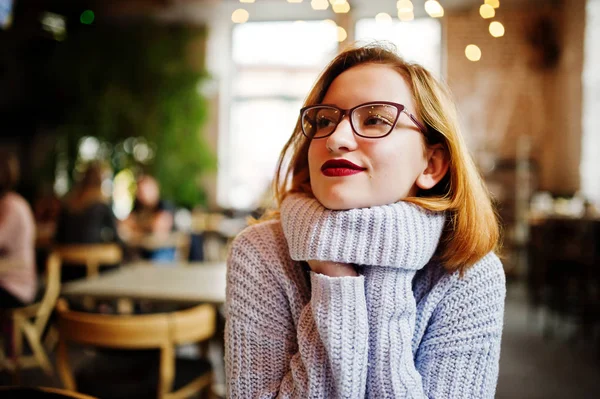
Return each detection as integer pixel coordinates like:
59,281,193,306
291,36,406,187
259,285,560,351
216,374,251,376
398,10,415,21
231,9,249,23
311,0,329,10
375,12,393,25
332,1,350,13
322,19,337,28
480,4,495,19
397,0,413,13
465,44,482,61
239,0,255,3
489,21,505,37
485,0,500,8
424,0,444,18
287,0,303,3
337,26,347,42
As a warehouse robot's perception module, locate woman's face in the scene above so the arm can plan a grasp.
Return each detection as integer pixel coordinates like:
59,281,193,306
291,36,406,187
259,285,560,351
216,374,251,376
308,63,429,210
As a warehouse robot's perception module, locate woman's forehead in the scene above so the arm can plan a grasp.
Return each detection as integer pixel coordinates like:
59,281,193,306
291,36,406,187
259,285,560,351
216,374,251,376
322,64,414,109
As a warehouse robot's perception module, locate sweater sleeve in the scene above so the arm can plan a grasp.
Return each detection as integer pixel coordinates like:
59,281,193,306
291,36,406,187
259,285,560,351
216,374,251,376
359,254,505,399
414,254,506,399
225,226,369,399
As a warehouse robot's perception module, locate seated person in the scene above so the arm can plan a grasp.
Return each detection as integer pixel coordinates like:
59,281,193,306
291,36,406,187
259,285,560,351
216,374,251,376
54,162,121,281
0,151,37,309
120,174,176,262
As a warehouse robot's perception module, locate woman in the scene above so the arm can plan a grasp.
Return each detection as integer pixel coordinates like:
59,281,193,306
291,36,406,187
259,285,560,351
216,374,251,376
120,174,177,262
0,151,37,308
55,162,121,281
225,44,505,398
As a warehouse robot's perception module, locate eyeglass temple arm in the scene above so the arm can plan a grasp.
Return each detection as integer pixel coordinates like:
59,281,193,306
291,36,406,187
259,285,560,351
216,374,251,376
403,110,428,134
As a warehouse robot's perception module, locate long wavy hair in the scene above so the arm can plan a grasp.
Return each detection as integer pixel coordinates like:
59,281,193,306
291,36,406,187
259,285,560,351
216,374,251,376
269,43,500,274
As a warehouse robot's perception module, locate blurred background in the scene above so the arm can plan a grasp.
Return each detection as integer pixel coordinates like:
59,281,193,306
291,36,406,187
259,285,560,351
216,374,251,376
0,0,599,398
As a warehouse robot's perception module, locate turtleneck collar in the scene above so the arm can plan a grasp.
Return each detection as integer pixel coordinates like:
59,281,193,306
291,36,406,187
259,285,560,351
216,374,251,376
280,193,446,270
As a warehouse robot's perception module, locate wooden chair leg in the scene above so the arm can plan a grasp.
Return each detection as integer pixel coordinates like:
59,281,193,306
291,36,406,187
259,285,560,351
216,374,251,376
57,339,77,391
11,316,22,385
44,324,59,352
203,373,216,399
22,321,53,375
0,335,8,372
158,344,175,399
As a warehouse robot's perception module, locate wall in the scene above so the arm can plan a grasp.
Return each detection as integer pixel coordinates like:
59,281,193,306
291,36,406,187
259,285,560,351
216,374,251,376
445,0,585,195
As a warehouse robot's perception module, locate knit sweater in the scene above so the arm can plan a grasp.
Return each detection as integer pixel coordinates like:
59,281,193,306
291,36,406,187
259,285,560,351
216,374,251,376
225,194,506,398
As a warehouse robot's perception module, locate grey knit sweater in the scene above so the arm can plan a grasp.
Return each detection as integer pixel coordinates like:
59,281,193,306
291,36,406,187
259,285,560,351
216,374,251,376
225,194,506,398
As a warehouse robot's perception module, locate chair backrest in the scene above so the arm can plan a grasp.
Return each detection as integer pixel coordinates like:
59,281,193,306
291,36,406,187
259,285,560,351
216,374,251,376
55,298,216,397
54,243,123,278
34,252,62,331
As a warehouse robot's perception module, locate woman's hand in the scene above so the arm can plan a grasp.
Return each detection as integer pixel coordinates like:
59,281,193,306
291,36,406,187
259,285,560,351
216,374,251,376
307,260,359,277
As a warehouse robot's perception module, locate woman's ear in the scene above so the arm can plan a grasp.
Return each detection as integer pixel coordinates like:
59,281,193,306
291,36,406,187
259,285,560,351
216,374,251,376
416,144,449,190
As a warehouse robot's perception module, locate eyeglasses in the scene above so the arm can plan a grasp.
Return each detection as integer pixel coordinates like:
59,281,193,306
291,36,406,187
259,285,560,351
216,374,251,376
300,101,427,140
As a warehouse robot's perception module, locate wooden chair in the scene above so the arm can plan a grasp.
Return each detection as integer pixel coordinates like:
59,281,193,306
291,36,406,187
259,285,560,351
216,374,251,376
0,253,62,381
54,243,123,279
55,298,217,399
0,386,98,398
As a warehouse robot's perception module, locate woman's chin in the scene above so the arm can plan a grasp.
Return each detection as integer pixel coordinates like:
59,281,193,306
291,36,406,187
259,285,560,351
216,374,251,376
314,193,369,210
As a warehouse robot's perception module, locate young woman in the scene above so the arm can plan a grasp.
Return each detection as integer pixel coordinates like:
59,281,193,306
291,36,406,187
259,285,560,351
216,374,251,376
53,162,122,282
0,151,37,308
225,44,505,398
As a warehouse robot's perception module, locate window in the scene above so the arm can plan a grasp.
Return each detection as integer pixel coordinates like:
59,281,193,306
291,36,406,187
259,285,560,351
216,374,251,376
581,0,600,206
221,21,338,210
355,18,442,77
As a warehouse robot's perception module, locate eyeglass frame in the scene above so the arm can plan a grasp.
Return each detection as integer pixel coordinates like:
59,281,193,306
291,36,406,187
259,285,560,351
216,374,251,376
300,101,428,140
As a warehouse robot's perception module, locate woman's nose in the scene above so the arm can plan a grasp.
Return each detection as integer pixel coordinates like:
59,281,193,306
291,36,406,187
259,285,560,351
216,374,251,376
325,117,358,153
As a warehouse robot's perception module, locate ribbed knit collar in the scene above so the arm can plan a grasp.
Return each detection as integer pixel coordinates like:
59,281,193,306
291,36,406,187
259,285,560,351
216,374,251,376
280,193,446,270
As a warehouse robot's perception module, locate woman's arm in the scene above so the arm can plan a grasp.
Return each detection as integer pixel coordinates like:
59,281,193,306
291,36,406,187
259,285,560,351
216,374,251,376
225,225,369,398
0,196,35,276
414,254,506,398
0,257,27,274
366,254,505,399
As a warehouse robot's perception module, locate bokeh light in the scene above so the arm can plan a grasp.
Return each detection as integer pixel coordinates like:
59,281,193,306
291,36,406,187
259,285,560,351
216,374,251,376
80,10,95,25
489,21,505,37
465,44,482,61
232,9,250,24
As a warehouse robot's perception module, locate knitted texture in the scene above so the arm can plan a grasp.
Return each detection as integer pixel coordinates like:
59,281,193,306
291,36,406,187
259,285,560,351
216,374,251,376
225,198,506,399
280,194,446,269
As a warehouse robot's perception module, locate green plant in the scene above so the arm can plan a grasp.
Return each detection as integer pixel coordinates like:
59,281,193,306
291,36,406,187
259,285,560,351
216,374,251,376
46,19,216,208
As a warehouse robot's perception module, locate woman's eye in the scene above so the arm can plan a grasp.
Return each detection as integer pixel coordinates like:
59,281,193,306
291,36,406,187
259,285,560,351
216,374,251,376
364,116,392,126
317,118,336,129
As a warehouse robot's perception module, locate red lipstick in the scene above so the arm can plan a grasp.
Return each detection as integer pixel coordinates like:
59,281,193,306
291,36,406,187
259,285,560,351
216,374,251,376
321,159,366,177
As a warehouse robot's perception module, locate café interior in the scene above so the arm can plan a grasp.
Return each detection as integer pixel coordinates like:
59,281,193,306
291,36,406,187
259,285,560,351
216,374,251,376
0,0,599,397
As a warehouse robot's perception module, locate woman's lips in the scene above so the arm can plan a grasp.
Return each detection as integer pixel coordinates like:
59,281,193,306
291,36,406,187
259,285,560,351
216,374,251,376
321,159,366,177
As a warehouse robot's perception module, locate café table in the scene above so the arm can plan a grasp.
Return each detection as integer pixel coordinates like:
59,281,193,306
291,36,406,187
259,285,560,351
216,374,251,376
60,261,226,305
59,261,228,396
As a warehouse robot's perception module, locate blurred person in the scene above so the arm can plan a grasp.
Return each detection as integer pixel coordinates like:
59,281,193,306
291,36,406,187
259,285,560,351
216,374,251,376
33,182,61,226
32,182,62,250
54,161,121,281
121,174,176,262
0,150,37,308
225,44,505,398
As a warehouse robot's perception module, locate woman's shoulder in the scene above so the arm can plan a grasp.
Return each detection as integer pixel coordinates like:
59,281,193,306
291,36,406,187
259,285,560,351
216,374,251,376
430,252,506,308
229,219,288,260
1,192,34,220
417,252,505,306
459,252,504,281
227,219,301,288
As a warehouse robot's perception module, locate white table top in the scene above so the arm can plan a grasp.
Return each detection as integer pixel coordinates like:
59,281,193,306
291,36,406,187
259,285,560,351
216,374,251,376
61,261,227,304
